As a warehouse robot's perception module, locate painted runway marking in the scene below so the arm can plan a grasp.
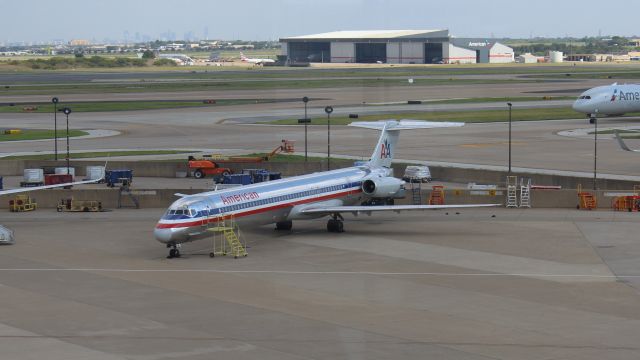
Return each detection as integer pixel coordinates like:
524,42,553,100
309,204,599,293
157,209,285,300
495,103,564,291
0,268,638,278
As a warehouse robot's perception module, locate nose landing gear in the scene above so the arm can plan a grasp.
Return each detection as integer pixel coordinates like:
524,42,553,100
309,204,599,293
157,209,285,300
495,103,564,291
327,213,344,233
166,243,181,259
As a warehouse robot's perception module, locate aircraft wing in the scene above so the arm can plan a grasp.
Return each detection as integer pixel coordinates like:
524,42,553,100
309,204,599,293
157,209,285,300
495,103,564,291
614,130,640,152
300,203,501,215
0,178,103,196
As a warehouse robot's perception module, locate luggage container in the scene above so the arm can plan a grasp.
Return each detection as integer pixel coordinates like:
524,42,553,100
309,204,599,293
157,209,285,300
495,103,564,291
105,169,133,187
45,174,73,189
85,166,105,181
268,172,282,181
20,169,44,187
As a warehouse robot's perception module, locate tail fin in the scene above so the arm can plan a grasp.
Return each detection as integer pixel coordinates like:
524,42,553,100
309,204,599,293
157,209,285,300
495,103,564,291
349,120,464,168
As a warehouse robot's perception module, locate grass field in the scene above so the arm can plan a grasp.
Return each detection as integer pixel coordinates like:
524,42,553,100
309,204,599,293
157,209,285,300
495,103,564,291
272,107,587,125
1,99,283,113
2,150,191,160
0,77,536,95
0,129,88,141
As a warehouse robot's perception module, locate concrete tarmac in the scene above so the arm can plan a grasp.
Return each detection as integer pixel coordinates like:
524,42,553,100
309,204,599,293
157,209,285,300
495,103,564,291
1,208,639,359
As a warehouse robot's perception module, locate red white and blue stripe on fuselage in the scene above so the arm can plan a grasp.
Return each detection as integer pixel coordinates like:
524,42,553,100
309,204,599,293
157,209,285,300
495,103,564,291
155,167,368,231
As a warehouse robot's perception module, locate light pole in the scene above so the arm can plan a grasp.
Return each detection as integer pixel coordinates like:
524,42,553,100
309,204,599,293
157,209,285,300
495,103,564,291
63,107,72,174
324,106,333,170
52,97,59,160
298,96,309,162
507,102,512,174
593,109,598,190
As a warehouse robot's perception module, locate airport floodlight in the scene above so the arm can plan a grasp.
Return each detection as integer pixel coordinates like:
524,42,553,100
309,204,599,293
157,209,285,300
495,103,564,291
507,103,512,174
302,97,310,161
325,106,334,170
593,109,599,190
62,107,72,172
52,97,59,160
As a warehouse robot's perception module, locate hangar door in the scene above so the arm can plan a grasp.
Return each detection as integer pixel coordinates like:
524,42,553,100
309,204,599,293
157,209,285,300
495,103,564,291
355,43,386,63
424,43,443,64
288,42,330,63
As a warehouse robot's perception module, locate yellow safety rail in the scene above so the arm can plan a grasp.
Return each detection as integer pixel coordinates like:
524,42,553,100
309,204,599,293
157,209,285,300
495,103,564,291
206,214,247,259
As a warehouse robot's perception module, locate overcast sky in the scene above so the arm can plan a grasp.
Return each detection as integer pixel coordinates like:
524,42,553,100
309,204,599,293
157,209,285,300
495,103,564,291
4,0,639,43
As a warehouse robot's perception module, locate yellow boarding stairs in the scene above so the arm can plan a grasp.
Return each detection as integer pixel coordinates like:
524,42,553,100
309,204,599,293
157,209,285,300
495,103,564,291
206,214,248,259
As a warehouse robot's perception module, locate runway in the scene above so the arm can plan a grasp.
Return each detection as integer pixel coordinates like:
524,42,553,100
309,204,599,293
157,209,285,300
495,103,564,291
1,208,639,359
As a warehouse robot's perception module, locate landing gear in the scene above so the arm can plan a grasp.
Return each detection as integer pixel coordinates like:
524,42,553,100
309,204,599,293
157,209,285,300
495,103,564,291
166,244,181,259
327,213,344,233
275,220,293,230
589,117,596,124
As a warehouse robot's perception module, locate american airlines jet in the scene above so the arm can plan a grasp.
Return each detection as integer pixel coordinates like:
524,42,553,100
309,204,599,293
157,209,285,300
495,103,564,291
240,52,275,65
154,120,499,258
573,83,640,121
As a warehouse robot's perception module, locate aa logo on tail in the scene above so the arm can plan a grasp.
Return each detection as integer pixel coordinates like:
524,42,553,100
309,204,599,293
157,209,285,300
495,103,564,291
380,139,392,158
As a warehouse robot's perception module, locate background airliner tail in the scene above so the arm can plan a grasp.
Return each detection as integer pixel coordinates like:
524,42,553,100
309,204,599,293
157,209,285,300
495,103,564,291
349,120,464,168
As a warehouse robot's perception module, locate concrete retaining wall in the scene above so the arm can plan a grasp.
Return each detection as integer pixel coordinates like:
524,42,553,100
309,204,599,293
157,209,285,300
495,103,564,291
0,186,628,210
3,160,637,189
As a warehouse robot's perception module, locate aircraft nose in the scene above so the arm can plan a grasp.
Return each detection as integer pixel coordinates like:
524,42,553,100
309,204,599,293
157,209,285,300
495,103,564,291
154,227,173,244
572,100,585,113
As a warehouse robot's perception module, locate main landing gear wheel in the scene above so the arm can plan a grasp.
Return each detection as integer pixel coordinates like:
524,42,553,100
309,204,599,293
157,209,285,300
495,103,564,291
275,221,293,230
327,213,344,233
167,244,181,259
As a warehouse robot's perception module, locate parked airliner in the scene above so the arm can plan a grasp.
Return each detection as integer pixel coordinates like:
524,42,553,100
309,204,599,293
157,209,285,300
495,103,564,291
240,52,275,65
573,83,640,121
154,120,499,258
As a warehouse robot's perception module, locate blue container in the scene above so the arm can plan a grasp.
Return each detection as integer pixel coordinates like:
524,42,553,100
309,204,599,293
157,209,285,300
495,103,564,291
105,169,133,187
253,170,270,183
223,174,252,185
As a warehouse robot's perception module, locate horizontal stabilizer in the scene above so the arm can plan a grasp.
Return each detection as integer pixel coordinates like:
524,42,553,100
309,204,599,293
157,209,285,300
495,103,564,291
349,119,464,131
300,203,500,215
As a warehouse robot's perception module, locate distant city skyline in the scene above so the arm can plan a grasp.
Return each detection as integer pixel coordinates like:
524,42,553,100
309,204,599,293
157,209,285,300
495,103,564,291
3,0,640,45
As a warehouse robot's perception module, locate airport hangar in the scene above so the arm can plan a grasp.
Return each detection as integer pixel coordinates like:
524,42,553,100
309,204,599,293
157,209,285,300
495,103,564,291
280,29,514,64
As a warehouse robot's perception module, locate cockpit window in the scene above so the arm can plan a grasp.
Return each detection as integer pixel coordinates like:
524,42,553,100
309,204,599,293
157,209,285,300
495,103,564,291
578,95,591,100
166,208,196,217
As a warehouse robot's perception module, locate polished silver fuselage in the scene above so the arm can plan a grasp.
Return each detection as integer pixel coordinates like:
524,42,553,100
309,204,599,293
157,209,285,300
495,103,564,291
154,166,389,245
